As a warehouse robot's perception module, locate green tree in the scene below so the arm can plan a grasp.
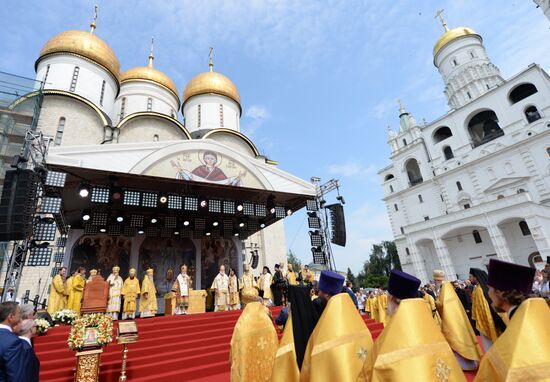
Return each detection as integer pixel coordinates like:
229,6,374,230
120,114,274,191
286,250,302,272
383,240,402,271
346,267,356,286
355,240,401,288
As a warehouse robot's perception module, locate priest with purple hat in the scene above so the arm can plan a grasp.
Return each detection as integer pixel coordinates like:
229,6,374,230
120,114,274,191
477,259,550,381
386,269,421,316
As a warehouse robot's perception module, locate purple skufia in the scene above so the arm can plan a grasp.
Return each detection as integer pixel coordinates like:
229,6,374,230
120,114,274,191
487,259,535,295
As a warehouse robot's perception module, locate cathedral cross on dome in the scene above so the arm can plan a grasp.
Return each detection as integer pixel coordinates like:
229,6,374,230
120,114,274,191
148,37,155,67
209,47,214,71
90,5,98,34
434,9,449,32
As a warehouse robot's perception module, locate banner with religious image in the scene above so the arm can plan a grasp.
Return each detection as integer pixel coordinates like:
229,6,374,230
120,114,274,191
143,150,264,189
201,238,239,289
71,235,131,279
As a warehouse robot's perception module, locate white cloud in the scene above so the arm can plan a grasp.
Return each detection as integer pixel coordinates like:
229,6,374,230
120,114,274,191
241,104,271,138
328,162,363,177
245,105,270,120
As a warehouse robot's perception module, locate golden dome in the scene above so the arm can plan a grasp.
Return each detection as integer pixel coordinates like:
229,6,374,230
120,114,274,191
433,26,480,58
37,30,120,81
183,69,241,108
121,57,180,103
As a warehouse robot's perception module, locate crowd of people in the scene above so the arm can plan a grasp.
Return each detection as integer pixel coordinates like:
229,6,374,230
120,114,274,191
230,257,550,381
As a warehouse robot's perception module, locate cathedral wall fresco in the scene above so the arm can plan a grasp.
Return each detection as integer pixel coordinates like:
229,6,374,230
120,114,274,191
70,235,132,279
200,238,239,288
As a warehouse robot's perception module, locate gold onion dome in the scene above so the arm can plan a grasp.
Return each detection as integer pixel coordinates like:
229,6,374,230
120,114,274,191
121,52,180,103
182,55,241,109
433,26,480,58
36,30,120,82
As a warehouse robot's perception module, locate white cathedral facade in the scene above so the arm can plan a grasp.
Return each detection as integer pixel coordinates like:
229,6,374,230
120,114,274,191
3,18,317,298
378,19,550,283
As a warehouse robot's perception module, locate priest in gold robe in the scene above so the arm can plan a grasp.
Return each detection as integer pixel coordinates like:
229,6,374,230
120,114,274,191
140,268,157,318
121,268,140,319
287,263,298,286
87,269,98,283
476,259,550,381
172,264,192,315
369,269,466,382
211,265,229,312
67,267,86,316
228,268,240,310
229,302,278,381
469,267,506,351
258,266,273,306
437,278,483,371
376,291,388,325
47,267,68,315
240,263,258,306
272,310,300,382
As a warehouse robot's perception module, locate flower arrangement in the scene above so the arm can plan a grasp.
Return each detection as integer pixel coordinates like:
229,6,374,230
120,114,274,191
67,313,113,351
52,309,77,325
34,318,50,336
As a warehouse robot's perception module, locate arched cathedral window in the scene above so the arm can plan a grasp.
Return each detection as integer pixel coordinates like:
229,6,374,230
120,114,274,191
468,110,504,147
509,83,538,104
54,117,65,146
70,66,79,92
519,221,531,236
525,106,541,124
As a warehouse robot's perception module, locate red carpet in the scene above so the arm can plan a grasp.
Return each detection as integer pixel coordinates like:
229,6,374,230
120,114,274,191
35,307,384,382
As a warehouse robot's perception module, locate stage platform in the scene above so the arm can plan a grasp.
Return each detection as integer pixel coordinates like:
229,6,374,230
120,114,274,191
34,306,384,382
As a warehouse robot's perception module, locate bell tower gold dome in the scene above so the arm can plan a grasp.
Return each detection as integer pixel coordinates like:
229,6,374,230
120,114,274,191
121,52,180,105
433,26,480,58
36,29,120,82
182,63,241,110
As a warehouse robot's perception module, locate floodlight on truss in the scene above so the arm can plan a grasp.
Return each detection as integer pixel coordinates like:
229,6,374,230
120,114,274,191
56,236,67,247
255,204,266,217
54,250,65,263
142,192,158,208
223,200,235,214
28,247,52,267
242,202,255,216
40,196,62,214
274,206,286,218
91,187,110,203
168,195,182,210
307,212,321,229
124,191,141,206
309,230,324,247
311,247,326,265
208,199,221,213
44,171,67,188
306,199,318,211
184,196,198,211
34,221,56,241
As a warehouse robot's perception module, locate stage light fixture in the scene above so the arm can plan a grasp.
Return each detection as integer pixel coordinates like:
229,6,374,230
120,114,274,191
306,199,318,211
40,196,62,214
337,195,346,205
151,218,158,224
146,227,159,237
212,221,219,227
168,195,182,210
91,187,110,203
183,220,190,227
255,204,266,217
34,220,56,241
195,219,206,231
54,250,64,263
319,199,326,208
223,220,233,230
308,215,321,229
123,227,137,236
239,222,245,228
84,225,98,235
174,231,180,235
184,196,199,211
160,228,172,238
130,214,144,227
236,203,244,212
159,195,168,204
138,230,145,235
165,216,177,229
107,225,121,236
205,231,211,236
82,211,91,221
92,212,108,226
200,199,208,208
243,202,255,216
111,187,122,201
209,199,221,213
309,231,323,247
260,222,266,228
27,247,52,267
56,237,67,247
79,184,90,198
45,171,67,188
274,206,286,218
223,200,235,214
142,192,158,208
124,191,141,206
311,246,326,265
286,209,293,216
116,216,124,223
99,228,107,233
233,230,239,237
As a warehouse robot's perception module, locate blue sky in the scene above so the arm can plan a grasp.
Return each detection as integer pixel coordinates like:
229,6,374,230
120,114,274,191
1,1,549,274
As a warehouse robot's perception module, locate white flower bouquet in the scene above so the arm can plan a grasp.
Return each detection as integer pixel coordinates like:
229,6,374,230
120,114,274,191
52,309,77,325
35,318,50,335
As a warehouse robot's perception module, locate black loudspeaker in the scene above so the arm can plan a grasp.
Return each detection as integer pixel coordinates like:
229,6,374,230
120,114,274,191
0,169,40,241
327,203,347,247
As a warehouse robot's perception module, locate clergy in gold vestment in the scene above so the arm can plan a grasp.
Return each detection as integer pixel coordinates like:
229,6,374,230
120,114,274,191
240,263,258,306
230,302,278,382
122,268,140,319
422,291,442,326
140,268,157,318
67,267,86,316
228,268,240,310
271,312,300,382
376,292,388,325
437,281,483,370
476,259,550,381
106,266,123,320
300,293,373,382
287,264,298,286
211,265,230,311
369,269,466,382
47,267,68,315
258,266,273,305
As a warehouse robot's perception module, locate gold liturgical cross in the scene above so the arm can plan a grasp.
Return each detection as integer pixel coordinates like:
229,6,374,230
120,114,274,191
257,337,267,350
435,358,451,382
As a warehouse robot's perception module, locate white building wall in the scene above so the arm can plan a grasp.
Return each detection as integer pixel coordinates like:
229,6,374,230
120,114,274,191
183,94,240,132
115,81,180,121
36,55,118,118
117,117,188,143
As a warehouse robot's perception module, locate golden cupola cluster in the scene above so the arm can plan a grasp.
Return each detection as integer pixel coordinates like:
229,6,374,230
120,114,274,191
35,13,241,112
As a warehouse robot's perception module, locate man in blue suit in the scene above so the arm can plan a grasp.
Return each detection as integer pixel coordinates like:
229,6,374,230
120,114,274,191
0,301,27,382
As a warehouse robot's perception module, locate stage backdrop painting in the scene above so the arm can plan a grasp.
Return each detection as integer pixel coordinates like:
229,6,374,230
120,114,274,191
138,238,196,295
201,238,239,288
143,150,264,189
71,236,132,279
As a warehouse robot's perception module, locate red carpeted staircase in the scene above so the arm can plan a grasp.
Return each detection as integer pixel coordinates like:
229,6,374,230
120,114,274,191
35,307,384,382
